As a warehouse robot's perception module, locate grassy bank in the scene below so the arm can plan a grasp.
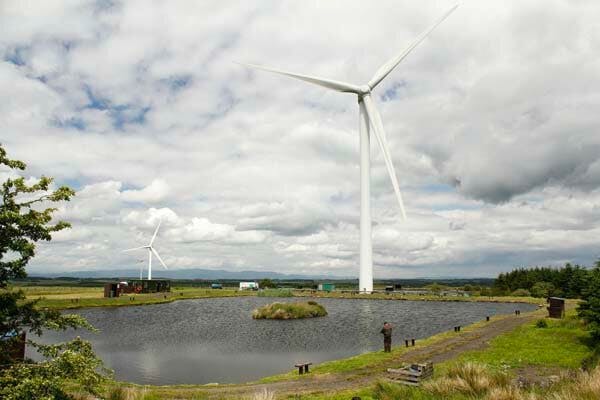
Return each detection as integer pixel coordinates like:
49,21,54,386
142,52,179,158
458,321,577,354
252,301,327,319
301,310,595,399
18,287,255,309
292,289,543,305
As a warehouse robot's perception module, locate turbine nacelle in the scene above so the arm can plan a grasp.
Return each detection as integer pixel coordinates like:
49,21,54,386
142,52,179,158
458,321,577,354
358,85,371,96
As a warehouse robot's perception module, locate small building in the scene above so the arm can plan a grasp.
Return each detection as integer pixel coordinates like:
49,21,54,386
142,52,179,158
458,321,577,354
547,297,565,318
318,283,335,292
239,281,259,290
126,279,171,294
385,286,394,292
211,283,223,289
104,282,121,298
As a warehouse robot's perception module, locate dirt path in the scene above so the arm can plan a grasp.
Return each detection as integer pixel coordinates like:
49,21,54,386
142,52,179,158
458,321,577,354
161,310,541,399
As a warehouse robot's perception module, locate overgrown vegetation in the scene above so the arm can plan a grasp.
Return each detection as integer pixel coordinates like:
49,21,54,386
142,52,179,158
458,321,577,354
370,363,600,400
252,301,327,319
0,144,110,399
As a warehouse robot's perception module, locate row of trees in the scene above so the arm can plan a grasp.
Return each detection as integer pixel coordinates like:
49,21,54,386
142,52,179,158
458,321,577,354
0,145,110,399
494,264,591,298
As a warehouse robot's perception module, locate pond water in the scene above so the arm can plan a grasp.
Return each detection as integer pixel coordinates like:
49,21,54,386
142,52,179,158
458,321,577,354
31,297,536,385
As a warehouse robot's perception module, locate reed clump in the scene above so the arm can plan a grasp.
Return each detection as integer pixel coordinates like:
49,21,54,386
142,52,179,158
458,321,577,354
252,301,327,319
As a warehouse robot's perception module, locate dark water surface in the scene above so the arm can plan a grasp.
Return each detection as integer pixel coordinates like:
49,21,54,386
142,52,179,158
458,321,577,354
31,297,536,385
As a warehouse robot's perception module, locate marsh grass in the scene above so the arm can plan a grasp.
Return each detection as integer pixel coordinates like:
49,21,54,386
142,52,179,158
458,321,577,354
257,289,293,297
252,301,327,319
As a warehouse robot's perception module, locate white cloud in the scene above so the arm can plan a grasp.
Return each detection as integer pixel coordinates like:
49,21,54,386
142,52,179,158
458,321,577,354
2,0,599,277
122,179,170,203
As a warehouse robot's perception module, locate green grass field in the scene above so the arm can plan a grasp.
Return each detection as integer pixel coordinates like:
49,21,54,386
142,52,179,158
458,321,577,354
17,286,254,309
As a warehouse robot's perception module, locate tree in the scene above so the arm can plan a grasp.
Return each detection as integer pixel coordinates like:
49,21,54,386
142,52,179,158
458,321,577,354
259,278,276,289
427,283,444,296
530,281,555,298
0,144,110,399
578,261,600,343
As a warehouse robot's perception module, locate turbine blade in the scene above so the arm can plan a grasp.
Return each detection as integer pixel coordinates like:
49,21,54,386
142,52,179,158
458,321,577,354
238,62,361,93
123,246,146,252
362,95,407,219
151,247,168,270
368,4,459,90
149,220,161,246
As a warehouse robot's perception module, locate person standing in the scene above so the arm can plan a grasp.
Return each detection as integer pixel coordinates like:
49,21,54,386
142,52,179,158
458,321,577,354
381,321,393,352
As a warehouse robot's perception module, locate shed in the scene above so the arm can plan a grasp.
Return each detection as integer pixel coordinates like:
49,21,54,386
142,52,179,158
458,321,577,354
104,282,120,298
547,297,565,318
318,283,335,292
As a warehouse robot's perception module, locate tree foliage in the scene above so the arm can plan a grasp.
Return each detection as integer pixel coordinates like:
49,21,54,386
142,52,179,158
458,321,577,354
0,144,110,398
578,261,600,343
494,263,591,298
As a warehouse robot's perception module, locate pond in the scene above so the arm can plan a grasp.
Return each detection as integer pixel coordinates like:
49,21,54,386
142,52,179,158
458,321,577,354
31,297,536,385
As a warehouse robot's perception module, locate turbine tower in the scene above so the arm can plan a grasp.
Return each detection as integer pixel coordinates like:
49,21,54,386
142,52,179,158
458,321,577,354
240,5,458,292
123,221,168,280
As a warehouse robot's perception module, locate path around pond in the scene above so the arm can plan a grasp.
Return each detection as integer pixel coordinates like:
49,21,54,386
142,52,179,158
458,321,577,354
154,308,541,399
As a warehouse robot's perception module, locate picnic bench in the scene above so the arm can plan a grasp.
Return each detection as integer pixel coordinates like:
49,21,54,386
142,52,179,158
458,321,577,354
295,362,312,375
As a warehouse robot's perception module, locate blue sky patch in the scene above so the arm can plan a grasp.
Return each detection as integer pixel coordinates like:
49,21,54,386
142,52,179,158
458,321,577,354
380,81,407,102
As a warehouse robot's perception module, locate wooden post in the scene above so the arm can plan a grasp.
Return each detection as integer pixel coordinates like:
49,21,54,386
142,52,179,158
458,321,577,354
411,339,415,346
486,316,490,321
405,340,409,347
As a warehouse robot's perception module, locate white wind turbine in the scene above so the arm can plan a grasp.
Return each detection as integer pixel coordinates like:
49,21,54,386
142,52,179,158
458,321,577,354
240,5,458,293
123,221,168,280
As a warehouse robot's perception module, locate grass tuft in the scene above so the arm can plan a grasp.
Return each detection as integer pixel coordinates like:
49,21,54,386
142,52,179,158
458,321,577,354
423,362,509,397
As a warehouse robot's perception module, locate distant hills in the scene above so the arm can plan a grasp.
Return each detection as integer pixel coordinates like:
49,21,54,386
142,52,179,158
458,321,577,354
29,268,346,280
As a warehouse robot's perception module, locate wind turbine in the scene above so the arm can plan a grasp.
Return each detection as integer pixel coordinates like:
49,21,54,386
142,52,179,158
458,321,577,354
240,5,458,293
123,221,168,280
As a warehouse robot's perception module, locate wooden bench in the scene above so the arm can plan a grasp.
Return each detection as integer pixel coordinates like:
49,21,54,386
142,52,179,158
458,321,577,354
387,362,433,386
295,362,312,374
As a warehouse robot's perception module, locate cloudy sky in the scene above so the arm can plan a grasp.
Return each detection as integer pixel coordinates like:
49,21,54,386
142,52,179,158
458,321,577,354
1,0,599,278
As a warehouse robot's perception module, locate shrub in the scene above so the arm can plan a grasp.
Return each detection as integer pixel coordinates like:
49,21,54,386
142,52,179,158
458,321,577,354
511,288,531,297
535,319,548,328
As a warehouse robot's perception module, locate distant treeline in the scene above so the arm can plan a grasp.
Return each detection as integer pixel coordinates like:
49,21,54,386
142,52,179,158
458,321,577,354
493,263,595,298
14,276,495,290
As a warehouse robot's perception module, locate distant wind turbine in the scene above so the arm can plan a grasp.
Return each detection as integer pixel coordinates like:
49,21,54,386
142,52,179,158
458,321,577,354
240,5,458,292
123,221,168,280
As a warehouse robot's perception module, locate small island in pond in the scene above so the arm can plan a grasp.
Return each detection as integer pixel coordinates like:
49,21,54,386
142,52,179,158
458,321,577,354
252,301,327,319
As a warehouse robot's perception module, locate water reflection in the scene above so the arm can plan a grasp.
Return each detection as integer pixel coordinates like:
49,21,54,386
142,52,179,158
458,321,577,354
30,297,535,385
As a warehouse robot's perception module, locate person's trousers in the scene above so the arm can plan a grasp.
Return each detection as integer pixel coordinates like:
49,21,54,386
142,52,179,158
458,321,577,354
384,337,391,352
